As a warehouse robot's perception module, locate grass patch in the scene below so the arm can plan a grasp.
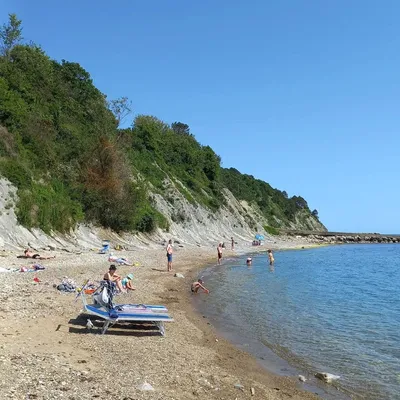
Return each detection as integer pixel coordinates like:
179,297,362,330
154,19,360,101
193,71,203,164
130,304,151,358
264,225,280,235
16,180,84,233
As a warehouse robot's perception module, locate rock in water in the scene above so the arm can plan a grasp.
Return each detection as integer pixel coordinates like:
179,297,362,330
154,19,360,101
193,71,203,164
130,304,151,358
298,375,307,382
315,372,340,383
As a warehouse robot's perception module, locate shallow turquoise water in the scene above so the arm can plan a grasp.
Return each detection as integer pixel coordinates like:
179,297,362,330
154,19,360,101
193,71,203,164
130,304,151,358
196,245,400,399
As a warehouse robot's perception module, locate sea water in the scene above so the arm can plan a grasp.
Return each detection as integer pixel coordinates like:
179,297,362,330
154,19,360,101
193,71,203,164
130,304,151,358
195,244,400,399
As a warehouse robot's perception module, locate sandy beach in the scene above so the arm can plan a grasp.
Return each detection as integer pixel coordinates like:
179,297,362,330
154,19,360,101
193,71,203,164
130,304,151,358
0,239,323,400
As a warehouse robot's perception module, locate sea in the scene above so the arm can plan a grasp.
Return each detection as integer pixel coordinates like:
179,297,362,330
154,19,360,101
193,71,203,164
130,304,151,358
193,244,400,400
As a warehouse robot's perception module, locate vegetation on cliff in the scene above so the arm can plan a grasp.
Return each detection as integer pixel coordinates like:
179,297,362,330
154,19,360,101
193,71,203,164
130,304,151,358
0,14,324,234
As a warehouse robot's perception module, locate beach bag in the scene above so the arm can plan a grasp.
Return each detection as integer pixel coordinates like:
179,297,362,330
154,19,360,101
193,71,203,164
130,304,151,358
93,280,115,309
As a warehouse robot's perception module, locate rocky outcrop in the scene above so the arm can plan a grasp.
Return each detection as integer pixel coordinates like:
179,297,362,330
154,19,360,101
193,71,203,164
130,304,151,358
285,231,400,244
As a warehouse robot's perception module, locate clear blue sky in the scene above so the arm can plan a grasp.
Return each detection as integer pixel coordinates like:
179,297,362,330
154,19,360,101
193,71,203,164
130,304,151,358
2,0,399,233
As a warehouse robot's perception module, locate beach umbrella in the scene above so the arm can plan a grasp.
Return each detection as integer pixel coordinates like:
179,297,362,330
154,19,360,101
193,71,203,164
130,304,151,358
255,234,264,240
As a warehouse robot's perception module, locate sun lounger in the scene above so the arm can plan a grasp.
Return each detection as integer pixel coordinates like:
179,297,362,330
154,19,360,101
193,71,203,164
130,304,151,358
76,281,174,336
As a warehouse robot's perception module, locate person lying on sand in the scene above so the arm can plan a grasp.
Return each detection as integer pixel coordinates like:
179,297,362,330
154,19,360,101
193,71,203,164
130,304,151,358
108,254,133,266
121,273,135,291
104,265,125,293
18,248,56,260
191,279,209,294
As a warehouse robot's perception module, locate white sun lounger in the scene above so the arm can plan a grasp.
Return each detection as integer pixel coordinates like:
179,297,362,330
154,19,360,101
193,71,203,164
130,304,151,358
78,290,174,336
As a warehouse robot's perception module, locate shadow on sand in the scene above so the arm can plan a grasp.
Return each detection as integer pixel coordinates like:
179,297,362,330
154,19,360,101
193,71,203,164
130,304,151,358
67,314,163,337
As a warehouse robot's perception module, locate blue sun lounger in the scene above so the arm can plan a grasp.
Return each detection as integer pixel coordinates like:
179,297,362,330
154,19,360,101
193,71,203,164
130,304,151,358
77,281,174,336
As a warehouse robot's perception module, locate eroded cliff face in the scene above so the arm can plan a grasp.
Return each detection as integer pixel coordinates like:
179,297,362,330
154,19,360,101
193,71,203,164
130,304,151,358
293,210,327,232
151,177,326,246
0,177,325,250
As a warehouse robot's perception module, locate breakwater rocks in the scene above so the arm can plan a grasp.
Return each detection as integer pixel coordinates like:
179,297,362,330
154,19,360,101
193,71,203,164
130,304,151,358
284,231,400,244
311,235,400,244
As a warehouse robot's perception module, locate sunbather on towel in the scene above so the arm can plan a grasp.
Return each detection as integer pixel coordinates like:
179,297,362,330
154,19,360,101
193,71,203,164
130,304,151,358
21,248,56,260
108,254,133,266
104,265,125,293
191,279,209,294
121,273,135,291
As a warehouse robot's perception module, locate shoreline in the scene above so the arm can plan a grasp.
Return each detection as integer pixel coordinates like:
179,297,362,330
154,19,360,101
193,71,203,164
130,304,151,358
0,239,330,399
169,242,325,399
192,247,352,400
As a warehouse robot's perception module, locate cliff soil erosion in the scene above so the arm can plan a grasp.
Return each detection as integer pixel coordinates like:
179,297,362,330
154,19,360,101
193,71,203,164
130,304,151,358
0,14,325,247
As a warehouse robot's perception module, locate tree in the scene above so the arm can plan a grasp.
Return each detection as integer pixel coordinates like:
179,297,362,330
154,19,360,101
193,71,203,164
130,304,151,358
282,190,288,199
171,121,190,135
109,97,132,127
132,115,168,152
292,196,308,209
201,145,221,181
311,209,319,218
0,13,23,56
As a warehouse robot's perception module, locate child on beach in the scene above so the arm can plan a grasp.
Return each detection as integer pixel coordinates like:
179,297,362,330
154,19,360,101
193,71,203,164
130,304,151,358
191,279,209,294
121,273,135,291
103,265,125,293
166,239,173,272
267,249,275,265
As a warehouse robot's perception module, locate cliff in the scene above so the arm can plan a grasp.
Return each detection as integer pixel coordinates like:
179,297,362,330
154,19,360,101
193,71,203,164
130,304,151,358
0,15,326,245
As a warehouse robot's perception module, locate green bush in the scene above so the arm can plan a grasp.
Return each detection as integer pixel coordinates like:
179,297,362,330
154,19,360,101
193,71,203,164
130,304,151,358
135,213,156,233
154,209,169,231
16,180,84,233
133,205,169,233
0,159,31,188
0,14,323,235
264,225,280,235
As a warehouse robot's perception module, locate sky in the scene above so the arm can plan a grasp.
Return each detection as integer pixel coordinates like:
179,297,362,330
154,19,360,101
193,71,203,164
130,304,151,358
1,0,399,233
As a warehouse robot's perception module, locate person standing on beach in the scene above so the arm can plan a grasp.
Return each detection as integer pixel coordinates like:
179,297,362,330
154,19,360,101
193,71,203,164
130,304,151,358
217,243,223,265
267,249,275,266
166,239,173,272
231,237,235,250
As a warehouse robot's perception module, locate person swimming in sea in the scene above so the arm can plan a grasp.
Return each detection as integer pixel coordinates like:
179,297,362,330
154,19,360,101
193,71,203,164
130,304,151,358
246,257,252,265
267,249,275,266
191,278,209,294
